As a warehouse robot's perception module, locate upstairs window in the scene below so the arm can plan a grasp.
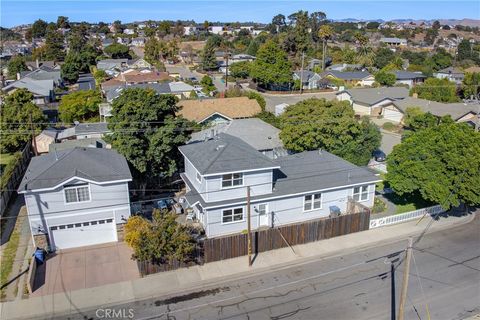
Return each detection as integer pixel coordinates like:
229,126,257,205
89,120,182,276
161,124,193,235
304,193,322,211
222,173,243,188
64,185,90,204
353,185,369,201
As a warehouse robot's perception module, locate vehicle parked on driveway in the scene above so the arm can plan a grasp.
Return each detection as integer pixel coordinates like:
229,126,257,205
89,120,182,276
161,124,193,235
373,150,386,162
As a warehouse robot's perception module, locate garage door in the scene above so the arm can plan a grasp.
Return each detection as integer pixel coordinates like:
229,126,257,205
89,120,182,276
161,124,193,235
383,107,403,123
50,218,117,250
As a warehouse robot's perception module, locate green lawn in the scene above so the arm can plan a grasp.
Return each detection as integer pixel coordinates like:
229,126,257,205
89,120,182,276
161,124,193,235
384,192,434,214
0,228,20,299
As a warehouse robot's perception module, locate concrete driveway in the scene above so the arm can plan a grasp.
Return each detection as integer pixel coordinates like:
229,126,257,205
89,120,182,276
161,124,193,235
32,242,139,296
380,130,402,155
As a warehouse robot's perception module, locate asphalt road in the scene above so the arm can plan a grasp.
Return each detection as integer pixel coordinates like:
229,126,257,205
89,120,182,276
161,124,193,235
61,214,479,320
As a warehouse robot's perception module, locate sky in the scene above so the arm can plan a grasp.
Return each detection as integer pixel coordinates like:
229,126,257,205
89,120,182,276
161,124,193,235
1,0,479,27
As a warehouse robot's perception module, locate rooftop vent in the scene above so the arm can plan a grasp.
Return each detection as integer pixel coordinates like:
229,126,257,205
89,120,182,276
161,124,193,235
215,144,225,151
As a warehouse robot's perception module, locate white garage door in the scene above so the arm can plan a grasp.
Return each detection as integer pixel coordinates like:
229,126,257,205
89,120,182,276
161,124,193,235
383,108,403,123
50,218,117,250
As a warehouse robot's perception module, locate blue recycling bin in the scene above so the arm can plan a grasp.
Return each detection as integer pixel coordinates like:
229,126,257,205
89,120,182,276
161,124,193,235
34,248,45,265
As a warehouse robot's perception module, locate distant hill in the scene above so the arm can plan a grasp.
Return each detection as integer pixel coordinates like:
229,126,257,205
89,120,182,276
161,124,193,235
332,18,480,27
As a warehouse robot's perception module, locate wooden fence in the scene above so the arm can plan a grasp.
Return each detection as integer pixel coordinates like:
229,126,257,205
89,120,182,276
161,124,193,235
0,142,32,217
204,210,370,263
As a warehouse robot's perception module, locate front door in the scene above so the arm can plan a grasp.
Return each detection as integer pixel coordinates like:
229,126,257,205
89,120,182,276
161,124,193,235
258,203,269,227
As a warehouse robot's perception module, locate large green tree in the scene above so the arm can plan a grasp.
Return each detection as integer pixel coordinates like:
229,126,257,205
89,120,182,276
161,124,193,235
374,48,396,69
462,72,480,99
250,40,292,89
7,55,28,78
375,70,396,86
44,29,65,61
106,88,192,190
279,98,381,165
200,40,217,71
387,122,480,209
104,43,131,59
31,19,48,38
410,78,460,103
0,89,45,153
58,90,102,123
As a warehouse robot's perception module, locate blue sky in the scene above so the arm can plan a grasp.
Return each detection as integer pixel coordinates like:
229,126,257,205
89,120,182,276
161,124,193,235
1,1,479,27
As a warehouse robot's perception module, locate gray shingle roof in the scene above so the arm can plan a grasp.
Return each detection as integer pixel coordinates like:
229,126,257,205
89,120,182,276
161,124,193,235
321,71,372,80
57,122,110,140
337,87,409,106
393,71,426,80
183,150,379,209
49,138,107,152
189,118,283,151
18,148,132,192
2,77,53,97
179,133,278,175
391,97,479,120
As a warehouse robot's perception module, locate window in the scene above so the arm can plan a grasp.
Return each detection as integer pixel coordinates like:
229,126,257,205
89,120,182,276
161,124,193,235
64,185,90,204
75,223,81,227
304,193,322,211
50,226,58,231
83,222,90,226
222,208,244,223
353,185,369,201
106,219,113,223
222,173,243,188
196,171,202,183
257,204,267,215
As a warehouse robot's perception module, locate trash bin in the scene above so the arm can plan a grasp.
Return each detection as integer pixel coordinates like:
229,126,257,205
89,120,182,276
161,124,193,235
34,248,45,265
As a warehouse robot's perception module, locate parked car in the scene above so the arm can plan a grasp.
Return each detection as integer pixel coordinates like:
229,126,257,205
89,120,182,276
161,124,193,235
373,150,386,162
154,198,175,210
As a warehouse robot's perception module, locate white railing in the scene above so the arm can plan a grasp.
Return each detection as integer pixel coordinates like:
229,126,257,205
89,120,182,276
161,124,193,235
369,205,444,229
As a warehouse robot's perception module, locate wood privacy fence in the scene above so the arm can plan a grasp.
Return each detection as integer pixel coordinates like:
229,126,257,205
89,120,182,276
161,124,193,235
0,142,32,217
204,210,370,263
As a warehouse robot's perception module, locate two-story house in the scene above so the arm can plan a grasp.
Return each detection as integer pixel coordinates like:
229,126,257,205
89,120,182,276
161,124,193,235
18,148,132,251
179,134,380,238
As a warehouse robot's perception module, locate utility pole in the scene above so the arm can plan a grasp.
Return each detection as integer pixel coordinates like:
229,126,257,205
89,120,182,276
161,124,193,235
247,186,252,267
224,50,229,90
397,237,413,320
299,52,305,94
29,114,38,156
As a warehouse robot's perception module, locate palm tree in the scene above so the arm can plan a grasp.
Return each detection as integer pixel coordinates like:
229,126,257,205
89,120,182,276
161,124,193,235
354,33,376,67
318,25,334,71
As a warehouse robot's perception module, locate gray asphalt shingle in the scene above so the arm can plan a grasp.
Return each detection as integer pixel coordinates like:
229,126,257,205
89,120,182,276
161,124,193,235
18,148,132,192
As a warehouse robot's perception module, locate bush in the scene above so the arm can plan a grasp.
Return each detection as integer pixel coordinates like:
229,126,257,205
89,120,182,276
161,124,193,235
124,209,195,264
372,197,387,214
0,152,21,190
382,122,396,131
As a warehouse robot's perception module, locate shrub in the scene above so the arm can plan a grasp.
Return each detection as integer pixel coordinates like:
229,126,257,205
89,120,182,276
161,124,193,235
124,209,195,264
372,197,387,214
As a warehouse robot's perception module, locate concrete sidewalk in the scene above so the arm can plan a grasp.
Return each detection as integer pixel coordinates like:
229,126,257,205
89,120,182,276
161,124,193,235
0,212,474,320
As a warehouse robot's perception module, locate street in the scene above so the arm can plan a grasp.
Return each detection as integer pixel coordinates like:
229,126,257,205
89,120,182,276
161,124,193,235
58,214,479,320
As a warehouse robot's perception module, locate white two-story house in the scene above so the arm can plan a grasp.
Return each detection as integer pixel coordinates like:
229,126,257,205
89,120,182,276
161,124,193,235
18,147,132,251
179,134,380,238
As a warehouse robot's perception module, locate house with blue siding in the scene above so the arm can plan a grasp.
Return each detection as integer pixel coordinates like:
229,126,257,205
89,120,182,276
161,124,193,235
179,134,380,238
18,148,132,251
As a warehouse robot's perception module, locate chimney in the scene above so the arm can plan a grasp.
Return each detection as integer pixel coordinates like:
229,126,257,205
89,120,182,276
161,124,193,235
36,58,39,69
16,72,21,80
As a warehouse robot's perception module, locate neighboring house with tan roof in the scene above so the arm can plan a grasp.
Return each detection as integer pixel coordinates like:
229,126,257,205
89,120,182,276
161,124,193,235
120,71,171,84
177,97,262,125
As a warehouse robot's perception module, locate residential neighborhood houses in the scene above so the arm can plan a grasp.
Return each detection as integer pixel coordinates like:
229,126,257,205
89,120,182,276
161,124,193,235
0,5,479,320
